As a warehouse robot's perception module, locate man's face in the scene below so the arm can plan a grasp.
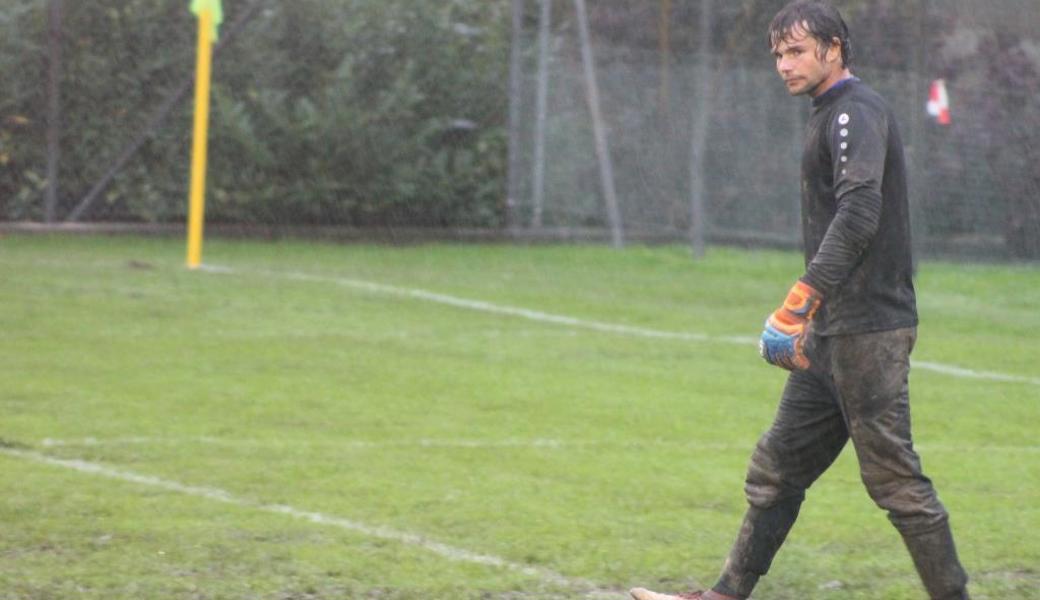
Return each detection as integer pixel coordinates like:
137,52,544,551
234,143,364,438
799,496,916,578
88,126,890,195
772,25,841,97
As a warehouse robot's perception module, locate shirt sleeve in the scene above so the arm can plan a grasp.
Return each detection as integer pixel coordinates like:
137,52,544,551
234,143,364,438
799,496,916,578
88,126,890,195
802,102,888,296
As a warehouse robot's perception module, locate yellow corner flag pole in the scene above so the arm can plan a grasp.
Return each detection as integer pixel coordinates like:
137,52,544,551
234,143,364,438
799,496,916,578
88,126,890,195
186,0,222,269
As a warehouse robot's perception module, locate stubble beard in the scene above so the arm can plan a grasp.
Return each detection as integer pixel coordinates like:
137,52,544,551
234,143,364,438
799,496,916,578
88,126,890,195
786,72,826,97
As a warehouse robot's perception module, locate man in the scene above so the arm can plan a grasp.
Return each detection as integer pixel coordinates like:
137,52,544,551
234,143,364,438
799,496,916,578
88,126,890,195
630,2,970,599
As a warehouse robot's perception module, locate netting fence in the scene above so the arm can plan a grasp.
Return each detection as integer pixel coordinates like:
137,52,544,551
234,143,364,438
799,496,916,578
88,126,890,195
508,0,1040,259
2,0,1039,260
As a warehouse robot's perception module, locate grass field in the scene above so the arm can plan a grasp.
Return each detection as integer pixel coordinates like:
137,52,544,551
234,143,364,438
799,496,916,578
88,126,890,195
1,234,1037,600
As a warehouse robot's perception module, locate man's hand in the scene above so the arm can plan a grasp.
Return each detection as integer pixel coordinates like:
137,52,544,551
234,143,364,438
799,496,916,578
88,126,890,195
759,280,822,371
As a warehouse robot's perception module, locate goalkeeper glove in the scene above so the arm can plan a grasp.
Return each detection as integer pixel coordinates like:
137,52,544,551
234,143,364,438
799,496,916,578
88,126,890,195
759,280,822,371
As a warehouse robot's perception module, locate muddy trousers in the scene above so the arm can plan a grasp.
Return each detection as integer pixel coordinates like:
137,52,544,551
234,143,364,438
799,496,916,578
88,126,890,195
712,328,969,599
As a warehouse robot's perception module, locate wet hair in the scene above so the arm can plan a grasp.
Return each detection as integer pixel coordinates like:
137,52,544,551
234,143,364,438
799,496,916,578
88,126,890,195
769,1,852,68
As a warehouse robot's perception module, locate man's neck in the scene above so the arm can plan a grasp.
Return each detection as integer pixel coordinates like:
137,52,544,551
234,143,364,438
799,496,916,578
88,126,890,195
810,68,854,98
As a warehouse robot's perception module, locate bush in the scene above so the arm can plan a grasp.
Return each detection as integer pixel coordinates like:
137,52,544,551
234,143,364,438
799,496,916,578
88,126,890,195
0,0,510,226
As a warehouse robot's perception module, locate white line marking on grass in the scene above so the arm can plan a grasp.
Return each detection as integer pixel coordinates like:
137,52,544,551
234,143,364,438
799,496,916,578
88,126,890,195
37,437,1040,454
199,265,1039,387
250,267,720,343
40,436,602,449
1,448,623,599
37,436,751,452
912,361,1040,386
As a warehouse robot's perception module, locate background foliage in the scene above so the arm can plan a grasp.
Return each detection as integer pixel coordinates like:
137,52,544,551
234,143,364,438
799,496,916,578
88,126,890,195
1,0,511,227
1,0,1038,256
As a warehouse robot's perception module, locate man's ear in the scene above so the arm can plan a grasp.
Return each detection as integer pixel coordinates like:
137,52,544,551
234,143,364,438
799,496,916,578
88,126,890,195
827,37,842,64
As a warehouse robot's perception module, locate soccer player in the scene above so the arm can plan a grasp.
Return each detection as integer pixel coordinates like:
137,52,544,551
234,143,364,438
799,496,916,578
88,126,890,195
630,2,970,599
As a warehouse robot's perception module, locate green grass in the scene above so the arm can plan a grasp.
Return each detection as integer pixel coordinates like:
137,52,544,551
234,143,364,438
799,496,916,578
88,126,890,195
1,234,1037,599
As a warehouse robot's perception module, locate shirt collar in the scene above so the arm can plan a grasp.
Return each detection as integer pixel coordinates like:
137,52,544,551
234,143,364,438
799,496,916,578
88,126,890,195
811,76,860,108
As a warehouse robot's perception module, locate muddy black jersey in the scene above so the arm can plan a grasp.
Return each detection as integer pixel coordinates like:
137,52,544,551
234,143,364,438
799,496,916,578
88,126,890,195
800,78,917,336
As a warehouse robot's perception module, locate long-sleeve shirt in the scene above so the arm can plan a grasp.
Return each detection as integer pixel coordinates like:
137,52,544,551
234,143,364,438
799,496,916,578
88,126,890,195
799,78,918,336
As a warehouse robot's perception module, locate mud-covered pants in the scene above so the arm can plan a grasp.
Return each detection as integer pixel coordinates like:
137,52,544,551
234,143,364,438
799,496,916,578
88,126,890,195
713,328,969,599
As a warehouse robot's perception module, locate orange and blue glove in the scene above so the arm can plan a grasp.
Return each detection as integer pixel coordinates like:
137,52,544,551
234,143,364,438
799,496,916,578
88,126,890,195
759,280,822,371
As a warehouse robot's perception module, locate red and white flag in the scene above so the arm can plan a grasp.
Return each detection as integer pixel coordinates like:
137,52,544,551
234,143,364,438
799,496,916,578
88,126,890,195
927,79,951,125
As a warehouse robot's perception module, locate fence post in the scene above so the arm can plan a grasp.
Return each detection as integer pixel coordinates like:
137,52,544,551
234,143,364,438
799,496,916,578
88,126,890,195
908,0,927,268
573,0,623,248
506,0,525,233
531,0,552,228
659,0,672,117
45,0,63,223
688,0,714,258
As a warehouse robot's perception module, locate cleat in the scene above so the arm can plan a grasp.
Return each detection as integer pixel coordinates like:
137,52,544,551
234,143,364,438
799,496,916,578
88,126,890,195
629,588,738,600
629,588,704,600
